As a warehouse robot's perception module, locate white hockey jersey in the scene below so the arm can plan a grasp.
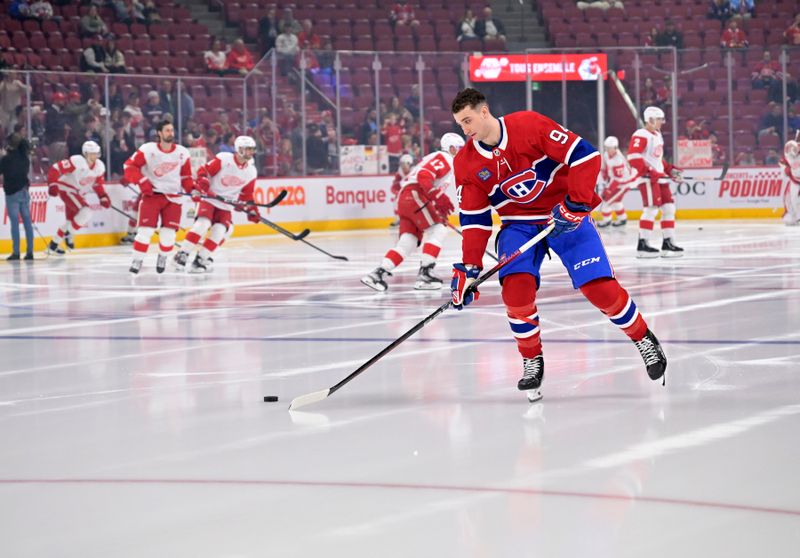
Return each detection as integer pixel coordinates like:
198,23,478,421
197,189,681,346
47,155,106,196
198,152,257,210
124,142,193,202
627,128,666,175
602,150,635,185
400,150,455,196
781,151,800,184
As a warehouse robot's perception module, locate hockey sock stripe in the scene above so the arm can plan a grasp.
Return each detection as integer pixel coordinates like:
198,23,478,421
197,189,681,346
639,219,654,230
421,243,441,258
184,231,201,245
133,241,149,253
661,220,675,229
385,249,404,267
202,238,219,252
511,324,541,338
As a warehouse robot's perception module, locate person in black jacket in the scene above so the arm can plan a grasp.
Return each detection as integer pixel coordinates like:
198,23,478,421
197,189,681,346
1,125,34,260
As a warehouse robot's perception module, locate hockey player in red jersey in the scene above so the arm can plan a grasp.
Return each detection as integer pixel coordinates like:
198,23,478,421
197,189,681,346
173,135,259,272
449,88,666,401
627,106,684,258
780,139,800,226
361,133,465,292
124,120,194,274
46,140,110,254
389,153,414,227
596,136,634,228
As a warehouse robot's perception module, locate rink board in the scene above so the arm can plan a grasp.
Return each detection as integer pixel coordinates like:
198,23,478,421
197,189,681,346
0,167,786,251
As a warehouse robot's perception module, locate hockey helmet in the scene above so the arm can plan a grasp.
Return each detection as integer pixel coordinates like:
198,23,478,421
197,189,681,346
81,141,101,155
785,140,799,158
399,154,414,167
441,132,465,154
234,135,257,155
603,136,619,149
643,106,665,123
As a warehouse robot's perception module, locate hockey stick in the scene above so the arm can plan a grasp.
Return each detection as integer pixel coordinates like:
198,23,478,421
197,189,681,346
681,162,729,181
31,223,51,259
288,222,555,410
177,189,287,210
109,203,136,223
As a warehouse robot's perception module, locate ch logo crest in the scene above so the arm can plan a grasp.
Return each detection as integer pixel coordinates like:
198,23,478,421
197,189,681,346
499,169,547,204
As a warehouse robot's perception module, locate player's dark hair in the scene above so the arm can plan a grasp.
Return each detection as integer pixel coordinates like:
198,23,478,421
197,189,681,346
451,88,487,114
155,120,173,134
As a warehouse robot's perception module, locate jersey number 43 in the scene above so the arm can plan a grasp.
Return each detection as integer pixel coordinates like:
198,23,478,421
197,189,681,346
499,169,547,204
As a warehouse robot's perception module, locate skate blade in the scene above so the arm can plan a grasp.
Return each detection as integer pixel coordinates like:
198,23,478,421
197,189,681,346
526,389,543,403
636,251,660,259
660,251,684,258
413,282,443,291
360,277,387,292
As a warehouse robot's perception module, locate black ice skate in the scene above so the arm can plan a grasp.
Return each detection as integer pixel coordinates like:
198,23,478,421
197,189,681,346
634,329,667,384
661,238,684,258
612,218,627,227
47,240,65,255
190,255,209,273
119,232,136,245
64,231,74,251
360,267,392,292
596,219,611,228
636,238,660,259
173,250,189,268
414,263,443,290
129,259,142,274
156,254,167,274
518,355,544,402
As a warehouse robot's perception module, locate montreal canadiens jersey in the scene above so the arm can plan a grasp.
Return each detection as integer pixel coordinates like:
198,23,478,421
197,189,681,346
602,150,635,185
627,128,666,175
400,150,455,196
124,142,193,201
199,152,257,209
48,155,105,196
454,111,601,267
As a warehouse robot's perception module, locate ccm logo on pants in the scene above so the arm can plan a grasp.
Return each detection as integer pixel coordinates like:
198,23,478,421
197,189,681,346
574,257,601,270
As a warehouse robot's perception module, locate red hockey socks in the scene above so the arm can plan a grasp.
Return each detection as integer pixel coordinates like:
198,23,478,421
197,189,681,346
502,273,542,358
579,278,647,341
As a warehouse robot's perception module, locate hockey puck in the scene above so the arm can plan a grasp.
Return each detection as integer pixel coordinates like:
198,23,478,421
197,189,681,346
263,396,279,402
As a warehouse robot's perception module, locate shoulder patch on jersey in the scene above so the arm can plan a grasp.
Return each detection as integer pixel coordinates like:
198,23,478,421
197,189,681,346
477,168,492,181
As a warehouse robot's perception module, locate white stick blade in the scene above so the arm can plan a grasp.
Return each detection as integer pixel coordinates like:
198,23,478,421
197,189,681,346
288,389,330,411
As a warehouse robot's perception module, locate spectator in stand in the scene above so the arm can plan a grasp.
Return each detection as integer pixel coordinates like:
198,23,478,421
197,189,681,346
685,119,710,140
707,0,733,26
0,126,34,261
784,14,800,46
476,7,506,42
277,137,293,175
226,39,255,75
404,84,420,118
27,0,53,19
656,76,671,108
112,0,145,24
721,18,748,48
326,127,337,170
0,72,31,136
642,26,658,47
386,96,404,120
382,113,404,172
258,6,278,54
279,7,302,35
205,39,232,76
105,39,126,73
143,90,164,125
708,133,726,165
123,92,144,142
788,107,800,136
80,5,108,38
317,38,335,72
275,27,299,76
44,91,69,162
306,123,328,173
764,149,779,165
81,35,108,72
389,3,419,30
219,132,235,153
109,121,134,176
751,50,785,102
758,103,785,143
298,19,321,50
735,150,756,166
142,0,160,24
641,77,658,106
457,9,478,42
158,80,177,119
730,0,754,19
576,0,624,11
358,109,378,145
107,82,125,112
8,0,30,19
655,19,683,49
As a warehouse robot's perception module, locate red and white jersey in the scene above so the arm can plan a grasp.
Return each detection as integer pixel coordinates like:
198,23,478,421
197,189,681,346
454,111,601,267
47,155,106,197
782,155,800,184
198,152,257,210
400,150,454,196
602,150,635,186
627,128,666,176
390,164,412,196
124,142,193,202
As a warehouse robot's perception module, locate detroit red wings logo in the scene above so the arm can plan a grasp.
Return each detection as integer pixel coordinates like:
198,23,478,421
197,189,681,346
153,161,180,177
78,175,96,186
220,175,246,187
